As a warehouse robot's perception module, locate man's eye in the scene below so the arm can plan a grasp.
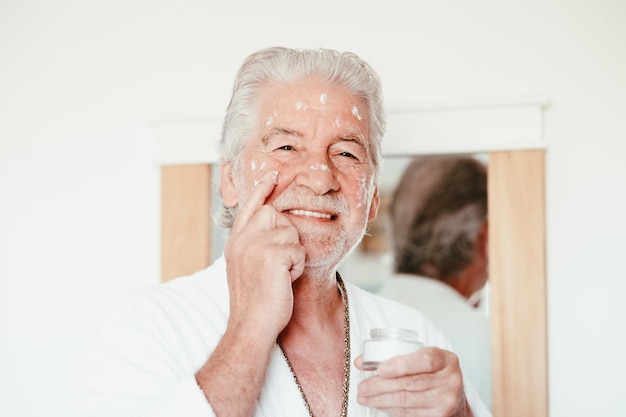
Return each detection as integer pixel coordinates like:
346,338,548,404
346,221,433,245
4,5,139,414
277,145,294,151
339,151,358,159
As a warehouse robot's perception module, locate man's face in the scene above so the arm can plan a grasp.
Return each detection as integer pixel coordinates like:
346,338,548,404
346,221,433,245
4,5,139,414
221,78,379,269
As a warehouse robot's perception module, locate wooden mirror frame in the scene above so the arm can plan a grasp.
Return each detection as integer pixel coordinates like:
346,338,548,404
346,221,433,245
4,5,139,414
155,97,549,417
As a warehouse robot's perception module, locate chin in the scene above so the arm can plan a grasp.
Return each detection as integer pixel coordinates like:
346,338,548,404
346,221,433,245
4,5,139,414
300,231,363,272
303,246,344,270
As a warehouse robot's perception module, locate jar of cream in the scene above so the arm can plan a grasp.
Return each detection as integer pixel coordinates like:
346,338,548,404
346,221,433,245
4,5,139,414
362,328,424,370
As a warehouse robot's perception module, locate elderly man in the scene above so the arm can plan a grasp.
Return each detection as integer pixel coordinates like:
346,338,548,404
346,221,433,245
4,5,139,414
84,47,490,417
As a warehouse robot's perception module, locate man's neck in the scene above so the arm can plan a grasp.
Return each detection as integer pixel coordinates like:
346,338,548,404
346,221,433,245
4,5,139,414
286,272,343,336
277,270,348,417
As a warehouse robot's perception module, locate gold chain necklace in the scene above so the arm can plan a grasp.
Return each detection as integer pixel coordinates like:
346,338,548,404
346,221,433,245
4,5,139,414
277,274,350,417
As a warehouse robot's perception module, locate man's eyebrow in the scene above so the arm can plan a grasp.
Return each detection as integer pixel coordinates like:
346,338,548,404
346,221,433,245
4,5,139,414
339,134,368,149
261,127,302,145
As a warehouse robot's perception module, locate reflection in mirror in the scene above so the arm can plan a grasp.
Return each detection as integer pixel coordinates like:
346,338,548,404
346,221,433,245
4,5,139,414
340,154,489,310
339,153,492,410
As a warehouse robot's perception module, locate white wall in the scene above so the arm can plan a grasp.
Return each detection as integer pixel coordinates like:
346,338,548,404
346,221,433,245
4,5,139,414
2,1,625,416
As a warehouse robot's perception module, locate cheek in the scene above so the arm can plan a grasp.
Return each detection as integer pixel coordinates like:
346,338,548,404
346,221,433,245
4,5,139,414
252,162,295,197
247,157,276,188
346,173,371,209
249,159,268,173
357,175,369,208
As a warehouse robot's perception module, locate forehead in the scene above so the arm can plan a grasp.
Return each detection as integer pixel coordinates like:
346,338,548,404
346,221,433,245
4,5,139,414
256,78,366,119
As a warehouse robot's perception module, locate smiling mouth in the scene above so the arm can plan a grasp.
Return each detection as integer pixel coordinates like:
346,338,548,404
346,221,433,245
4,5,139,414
286,209,336,220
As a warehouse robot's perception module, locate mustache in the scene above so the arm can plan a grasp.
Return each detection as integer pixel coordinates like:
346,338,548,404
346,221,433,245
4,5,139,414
271,189,348,216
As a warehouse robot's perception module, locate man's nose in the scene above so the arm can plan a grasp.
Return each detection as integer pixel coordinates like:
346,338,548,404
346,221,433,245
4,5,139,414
295,153,340,195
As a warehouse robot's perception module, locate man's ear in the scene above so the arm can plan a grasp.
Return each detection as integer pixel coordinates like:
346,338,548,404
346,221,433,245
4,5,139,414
220,162,239,207
368,186,380,222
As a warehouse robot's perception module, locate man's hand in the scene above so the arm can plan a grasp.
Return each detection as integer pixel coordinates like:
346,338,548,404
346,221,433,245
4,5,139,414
355,347,474,417
224,170,306,341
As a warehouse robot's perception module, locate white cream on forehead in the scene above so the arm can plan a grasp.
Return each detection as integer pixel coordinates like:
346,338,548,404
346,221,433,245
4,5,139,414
320,93,327,104
296,100,307,111
266,111,279,126
352,105,363,121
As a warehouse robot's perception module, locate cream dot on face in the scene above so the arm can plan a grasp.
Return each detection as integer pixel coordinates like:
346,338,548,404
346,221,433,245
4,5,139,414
266,111,280,126
320,93,327,104
296,100,307,111
356,173,370,208
310,163,330,171
352,104,362,121
251,160,257,171
334,117,342,128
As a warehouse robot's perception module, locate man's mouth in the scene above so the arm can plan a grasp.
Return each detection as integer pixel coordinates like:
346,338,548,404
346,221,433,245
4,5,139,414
286,209,336,220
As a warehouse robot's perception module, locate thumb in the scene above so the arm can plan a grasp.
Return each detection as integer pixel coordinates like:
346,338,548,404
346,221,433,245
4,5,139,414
289,252,306,282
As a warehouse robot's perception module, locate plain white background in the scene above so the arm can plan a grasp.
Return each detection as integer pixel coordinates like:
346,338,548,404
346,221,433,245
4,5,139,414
1,1,625,416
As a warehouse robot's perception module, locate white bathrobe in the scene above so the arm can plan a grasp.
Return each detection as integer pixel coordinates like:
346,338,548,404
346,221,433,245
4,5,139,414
83,256,491,417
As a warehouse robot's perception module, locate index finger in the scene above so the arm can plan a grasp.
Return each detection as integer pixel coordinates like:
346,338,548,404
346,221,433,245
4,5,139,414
231,170,278,233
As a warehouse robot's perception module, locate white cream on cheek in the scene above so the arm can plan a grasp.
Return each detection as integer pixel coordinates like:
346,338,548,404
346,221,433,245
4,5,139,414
356,173,372,208
251,157,266,173
320,93,327,104
251,160,269,187
252,166,275,188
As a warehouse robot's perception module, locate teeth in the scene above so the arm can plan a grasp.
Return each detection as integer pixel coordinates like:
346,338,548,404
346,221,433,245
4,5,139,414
288,209,332,219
